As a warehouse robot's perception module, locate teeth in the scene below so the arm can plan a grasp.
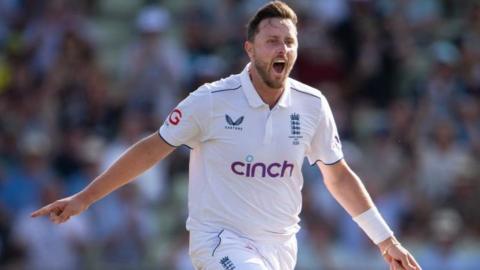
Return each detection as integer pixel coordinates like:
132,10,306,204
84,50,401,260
274,59,286,64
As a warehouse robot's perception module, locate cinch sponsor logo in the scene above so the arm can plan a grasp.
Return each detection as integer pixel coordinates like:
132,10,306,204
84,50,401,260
231,155,294,178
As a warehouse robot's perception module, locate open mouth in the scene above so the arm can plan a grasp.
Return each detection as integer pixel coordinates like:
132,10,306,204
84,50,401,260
272,59,286,74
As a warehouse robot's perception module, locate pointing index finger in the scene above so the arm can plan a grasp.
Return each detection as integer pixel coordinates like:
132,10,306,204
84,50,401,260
30,204,55,218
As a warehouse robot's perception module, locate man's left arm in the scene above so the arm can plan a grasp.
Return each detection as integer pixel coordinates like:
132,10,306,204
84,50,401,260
317,159,421,270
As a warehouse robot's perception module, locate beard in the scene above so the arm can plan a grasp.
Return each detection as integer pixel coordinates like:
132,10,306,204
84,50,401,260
252,58,288,89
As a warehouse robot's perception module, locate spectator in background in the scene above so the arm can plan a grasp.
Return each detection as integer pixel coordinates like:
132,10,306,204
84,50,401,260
416,119,470,202
42,29,111,134
11,181,90,270
101,110,168,205
64,135,105,196
92,184,154,269
460,4,480,97
23,0,90,77
456,97,480,154
0,131,53,214
121,5,186,122
418,208,480,269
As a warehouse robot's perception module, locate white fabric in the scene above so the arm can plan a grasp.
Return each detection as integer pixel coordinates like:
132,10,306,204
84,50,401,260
159,63,343,242
353,207,394,244
189,229,297,270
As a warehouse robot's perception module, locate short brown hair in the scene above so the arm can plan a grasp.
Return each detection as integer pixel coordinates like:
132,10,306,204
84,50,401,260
246,1,298,42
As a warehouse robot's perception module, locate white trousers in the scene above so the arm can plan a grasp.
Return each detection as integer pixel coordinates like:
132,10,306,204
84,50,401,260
189,229,297,270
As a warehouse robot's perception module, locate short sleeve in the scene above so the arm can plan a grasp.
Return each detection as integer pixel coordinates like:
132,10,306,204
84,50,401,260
306,96,343,165
159,89,210,148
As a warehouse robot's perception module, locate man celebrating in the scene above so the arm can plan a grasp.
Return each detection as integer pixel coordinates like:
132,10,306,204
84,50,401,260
32,1,421,269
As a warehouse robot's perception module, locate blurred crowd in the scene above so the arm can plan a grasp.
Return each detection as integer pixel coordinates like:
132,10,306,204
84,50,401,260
0,0,479,269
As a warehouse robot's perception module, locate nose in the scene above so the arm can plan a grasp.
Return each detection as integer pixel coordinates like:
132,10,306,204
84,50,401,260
277,42,288,55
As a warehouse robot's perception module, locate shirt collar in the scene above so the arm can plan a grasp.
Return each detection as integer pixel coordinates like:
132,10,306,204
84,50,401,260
240,63,292,109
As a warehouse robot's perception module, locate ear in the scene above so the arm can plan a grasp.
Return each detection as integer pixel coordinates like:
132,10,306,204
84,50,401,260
244,40,254,59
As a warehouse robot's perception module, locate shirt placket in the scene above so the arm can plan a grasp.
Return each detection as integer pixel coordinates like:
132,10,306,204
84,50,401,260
263,107,276,144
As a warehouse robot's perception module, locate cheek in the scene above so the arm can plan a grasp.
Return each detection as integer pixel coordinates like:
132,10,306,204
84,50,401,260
289,50,298,62
252,46,264,59
255,45,273,58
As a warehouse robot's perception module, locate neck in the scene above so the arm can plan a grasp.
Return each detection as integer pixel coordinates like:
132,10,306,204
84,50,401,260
249,67,284,109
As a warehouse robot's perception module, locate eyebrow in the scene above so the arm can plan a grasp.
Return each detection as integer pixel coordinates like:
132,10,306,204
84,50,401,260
266,34,295,39
265,35,296,40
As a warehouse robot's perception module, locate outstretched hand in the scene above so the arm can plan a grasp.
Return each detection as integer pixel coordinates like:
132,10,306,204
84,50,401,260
381,241,421,270
31,195,88,224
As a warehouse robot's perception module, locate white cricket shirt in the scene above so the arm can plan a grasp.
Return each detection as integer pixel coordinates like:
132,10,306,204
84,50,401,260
159,63,343,241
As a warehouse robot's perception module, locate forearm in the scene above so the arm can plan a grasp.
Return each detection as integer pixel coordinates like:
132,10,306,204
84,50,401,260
319,160,394,245
77,133,174,206
321,161,374,216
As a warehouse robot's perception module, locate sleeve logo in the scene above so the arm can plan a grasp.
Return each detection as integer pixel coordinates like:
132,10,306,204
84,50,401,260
168,109,182,125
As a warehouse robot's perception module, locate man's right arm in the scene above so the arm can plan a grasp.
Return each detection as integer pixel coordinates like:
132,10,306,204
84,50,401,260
31,132,175,223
